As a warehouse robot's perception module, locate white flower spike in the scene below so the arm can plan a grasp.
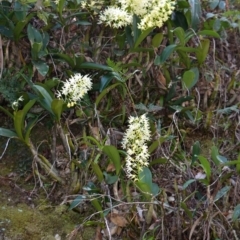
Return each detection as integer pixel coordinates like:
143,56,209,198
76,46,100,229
57,73,92,107
122,114,151,181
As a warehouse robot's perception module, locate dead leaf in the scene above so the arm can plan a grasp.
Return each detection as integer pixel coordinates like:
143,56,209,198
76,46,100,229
117,226,123,235
106,163,116,172
110,213,128,227
156,69,166,88
94,226,102,240
89,123,101,141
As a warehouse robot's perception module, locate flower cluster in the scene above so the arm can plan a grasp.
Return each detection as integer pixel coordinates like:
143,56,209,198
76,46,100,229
56,73,92,108
138,0,175,30
122,114,151,181
98,6,132,28
99,0,175,30
81,0,105,15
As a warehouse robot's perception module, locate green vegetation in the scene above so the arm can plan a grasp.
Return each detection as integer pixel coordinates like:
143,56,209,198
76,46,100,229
0,0,239,239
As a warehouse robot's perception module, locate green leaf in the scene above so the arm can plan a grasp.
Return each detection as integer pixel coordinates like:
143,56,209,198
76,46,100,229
84,136,101,148
198,155,211,183
83,182,100,194
182,179,196,190
184,30,195,43
135,181,152,200
132,14,141,43
37,11,49,25
42,31,49,49
151,183,160,196
183,67,199,90
198,30,220,38
210,0,219,10
103,172,118,184
14,99,36,142
214,186,231,202
95,82,124,107
149,136,169,153
181,202,193,219
44,78,60,89
116,32,126,49
52,53,76,68
14,2,28,21
196,39,210,65
213,19,222,32
91,198,103,218
51,99,64,122
216,155,228,164
91,162,104,182
31,42,43,59
57,0,65,19
152,33,163,48
24,115,38,145
27,23,42,45
33,84,52,106
32,60,49,76
192,141,201,165
125,25,134,47
69,195,86,210
173,27,185,46
176,46,198,53
100,73,117,92
189,0,202,30
79,62,112,71
177,1,190,8
149,158,167,166
134,27,154,48
237,154,240,174
232,204,240,222
218,0,225,10
83,221,101,227
154,44,177,65
138,167,152,186
14,12,35,41
206,13,215,19
182,70,195,90
171,11,189,30
176,49,191,68
0,128,17,138
211,146,220,165
130,47,153,53
102,145,121,175
33,84,53,113
0,106,13,119
0,26,13,39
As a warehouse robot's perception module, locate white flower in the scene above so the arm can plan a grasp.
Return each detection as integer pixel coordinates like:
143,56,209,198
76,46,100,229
57,73,92,107
99,6,132,28
138,0,176,30
81,0,105,14
100,0,176,30
11,96,24,111
117,0,149,16
122,114,151,181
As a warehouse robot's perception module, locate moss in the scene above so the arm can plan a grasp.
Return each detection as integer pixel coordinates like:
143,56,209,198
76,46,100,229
0,198,98,240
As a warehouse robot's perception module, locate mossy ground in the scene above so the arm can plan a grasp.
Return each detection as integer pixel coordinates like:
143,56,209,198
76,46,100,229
0,127,95,240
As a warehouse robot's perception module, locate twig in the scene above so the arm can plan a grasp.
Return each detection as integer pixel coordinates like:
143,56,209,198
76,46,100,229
0,138,11,160
104,217,112,240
